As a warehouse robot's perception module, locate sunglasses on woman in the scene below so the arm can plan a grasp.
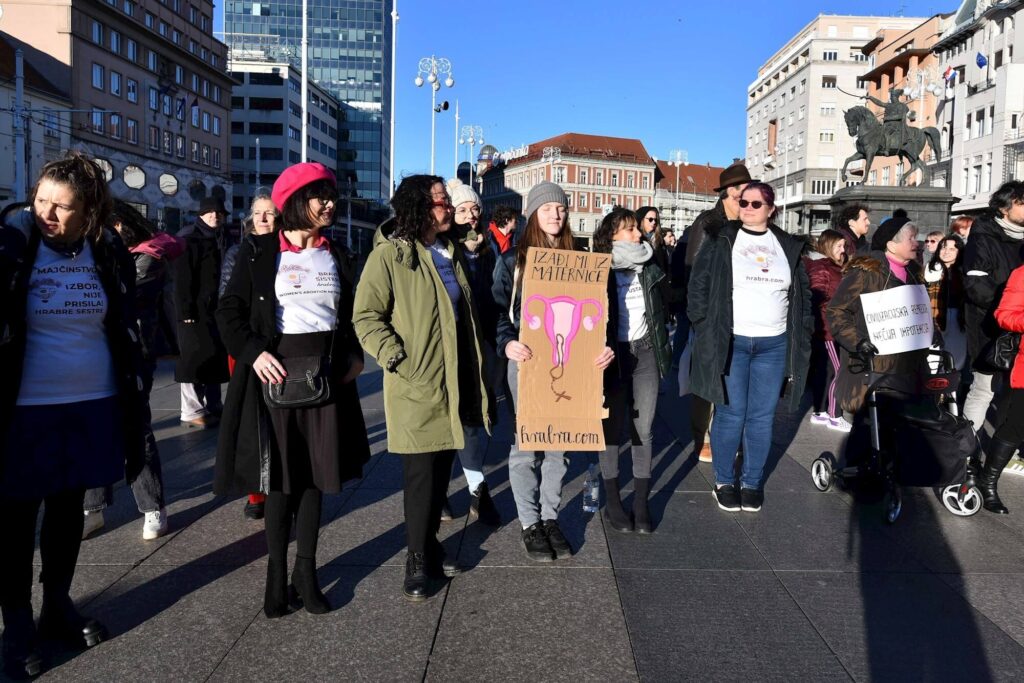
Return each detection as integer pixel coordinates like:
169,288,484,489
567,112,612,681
738,199,767,209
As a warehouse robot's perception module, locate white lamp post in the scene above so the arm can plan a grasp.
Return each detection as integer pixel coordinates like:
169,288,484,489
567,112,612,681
667,149,687,229
389,1,399,197
542,146,562,181
459,124,484,190
414,56,454,175
773,136,802,232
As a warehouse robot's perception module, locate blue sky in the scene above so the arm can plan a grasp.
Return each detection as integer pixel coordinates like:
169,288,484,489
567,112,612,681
216,0,952,180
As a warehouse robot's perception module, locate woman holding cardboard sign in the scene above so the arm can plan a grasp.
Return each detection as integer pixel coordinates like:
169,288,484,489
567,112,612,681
592,207,672,534
493,182,615,562
688,182,812,514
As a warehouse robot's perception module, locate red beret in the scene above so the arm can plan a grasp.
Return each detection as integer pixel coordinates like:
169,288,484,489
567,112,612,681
271,162,336,211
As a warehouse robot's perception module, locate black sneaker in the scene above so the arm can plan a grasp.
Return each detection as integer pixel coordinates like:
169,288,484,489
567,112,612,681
521,523,555,562
740,488,763,512
469,483,501,526
542,519,573,559
243,500,265,520
713,484,741,512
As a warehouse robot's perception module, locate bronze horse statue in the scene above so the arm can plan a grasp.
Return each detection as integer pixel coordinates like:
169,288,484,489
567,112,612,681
841,106,942,186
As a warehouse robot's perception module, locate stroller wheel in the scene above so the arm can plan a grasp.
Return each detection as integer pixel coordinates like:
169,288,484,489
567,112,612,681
811,457,834,492
884,487,902,524
941,484,982,517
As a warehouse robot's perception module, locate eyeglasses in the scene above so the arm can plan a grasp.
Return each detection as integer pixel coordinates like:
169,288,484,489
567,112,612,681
645,216,659,223
455,206,481,217
315,193,339,206
738,199,766,209
926,238,940,244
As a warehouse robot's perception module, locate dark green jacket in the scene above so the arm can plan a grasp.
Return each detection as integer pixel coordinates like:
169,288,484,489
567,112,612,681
606,261,673,379
353,220,489,454
686,221,812,410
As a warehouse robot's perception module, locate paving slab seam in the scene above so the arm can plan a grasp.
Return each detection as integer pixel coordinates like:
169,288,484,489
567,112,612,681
729,500,859,682
419,507,468,682
203,606,266,682
598,516,644,681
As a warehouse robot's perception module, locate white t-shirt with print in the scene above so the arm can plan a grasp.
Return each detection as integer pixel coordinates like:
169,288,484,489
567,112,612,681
731,227,791,337
275,248,341,333
615,271,649,342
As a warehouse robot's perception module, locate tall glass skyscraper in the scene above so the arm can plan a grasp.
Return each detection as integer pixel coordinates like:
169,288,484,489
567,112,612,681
224,1,392,200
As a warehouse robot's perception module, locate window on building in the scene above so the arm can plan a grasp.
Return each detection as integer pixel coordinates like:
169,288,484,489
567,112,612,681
882,167,891,185
126,118,138,144
202,111,210,132
175,65,184,85
965,113,973,140
822,50,838,61
124,1,135,17
595,170,604,185
626,172,635,188
162,130,172,155
213,116,221,136
162,94,172,117
610,172,618,187
91,21,103,45
641,175,649,189
819,130,835,142
147,50,157,71
987,105,995,135
799,79,806,94
192,105,200,127
213,148,221,169
798,104,806,120
820,103,836,116
91,109,104,134
192,141,201,162
202,144,210,166
109,114,122,139
148,125,159,150
110,71,121,97
579,169,588,184
579,193,588,208
850,52,868,62
127,39,137,62
110,30,121,54
175,134,185,158
975,109,985,137
92,63,104,90
145,12,155,27
821,76,837,89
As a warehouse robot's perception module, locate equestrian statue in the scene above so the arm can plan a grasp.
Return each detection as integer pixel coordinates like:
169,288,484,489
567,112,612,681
840,87,942,186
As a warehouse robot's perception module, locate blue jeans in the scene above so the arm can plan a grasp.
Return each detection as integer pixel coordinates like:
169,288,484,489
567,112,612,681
711,333,788,490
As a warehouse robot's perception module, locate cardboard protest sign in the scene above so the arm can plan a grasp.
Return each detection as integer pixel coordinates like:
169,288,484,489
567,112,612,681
516,247,610,451
859,284,933,355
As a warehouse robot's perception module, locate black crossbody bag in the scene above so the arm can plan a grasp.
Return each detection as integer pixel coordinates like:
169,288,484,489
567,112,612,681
261,330,335,408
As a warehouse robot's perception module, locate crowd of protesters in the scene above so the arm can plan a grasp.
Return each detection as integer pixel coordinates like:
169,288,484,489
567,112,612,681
4,153,1024,678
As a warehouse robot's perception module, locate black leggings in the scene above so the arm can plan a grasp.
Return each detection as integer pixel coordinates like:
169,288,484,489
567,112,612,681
264,489,323,565
0,489,85,620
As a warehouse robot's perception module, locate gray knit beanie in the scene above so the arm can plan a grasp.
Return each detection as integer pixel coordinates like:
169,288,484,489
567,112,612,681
524,181,568,221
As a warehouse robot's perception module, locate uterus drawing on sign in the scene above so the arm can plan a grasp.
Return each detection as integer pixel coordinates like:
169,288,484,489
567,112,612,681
523,295,604,402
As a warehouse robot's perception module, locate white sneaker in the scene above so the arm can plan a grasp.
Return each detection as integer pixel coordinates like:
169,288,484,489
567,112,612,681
828,416,853,433
809,412,831,426
82,510,105,540
142,508,169,540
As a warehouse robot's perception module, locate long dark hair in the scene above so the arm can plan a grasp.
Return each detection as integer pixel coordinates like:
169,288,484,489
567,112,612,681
593,207,636,254
391,174,446,243
929,234,964,273
110,199,155,248
514,208,575,272
635,205,661,249
30,153,112,243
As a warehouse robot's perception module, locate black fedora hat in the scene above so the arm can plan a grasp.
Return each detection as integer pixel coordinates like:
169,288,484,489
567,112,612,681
713,163,754,192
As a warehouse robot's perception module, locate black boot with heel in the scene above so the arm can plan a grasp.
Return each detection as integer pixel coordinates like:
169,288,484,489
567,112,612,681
978,438,1017,514
602,477,633,533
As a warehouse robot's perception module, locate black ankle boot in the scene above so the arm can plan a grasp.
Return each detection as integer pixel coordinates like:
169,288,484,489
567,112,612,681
38,595,106,650
403,552,429,601
469,482,501,526
291,556,330,614
263,558,291,618
601,477,633,533
978,438,1017,514
633,478,653,534
2,607,42,680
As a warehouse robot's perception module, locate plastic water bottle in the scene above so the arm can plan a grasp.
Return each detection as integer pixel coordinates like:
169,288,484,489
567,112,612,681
583,463,600,512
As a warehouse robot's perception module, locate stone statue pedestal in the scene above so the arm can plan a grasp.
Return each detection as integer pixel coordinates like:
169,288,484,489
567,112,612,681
827,185,960,236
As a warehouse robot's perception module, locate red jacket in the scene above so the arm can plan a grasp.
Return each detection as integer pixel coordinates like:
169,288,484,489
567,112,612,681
994,265,1024,389
804,255,843,341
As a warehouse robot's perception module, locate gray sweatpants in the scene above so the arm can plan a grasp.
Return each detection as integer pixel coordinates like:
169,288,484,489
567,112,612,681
507,362,568,528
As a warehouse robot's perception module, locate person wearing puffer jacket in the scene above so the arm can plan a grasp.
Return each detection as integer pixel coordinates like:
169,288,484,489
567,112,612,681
804,229,848,432
82,200,185,542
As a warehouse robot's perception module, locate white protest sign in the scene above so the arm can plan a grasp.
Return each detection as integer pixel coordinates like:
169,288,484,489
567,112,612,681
859,284,933,355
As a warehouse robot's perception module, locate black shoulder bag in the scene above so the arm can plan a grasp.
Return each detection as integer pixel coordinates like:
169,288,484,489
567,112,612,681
261,330,335,409
984,331,1022,372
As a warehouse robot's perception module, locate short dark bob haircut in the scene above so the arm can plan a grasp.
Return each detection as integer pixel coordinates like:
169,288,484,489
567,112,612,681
280,178,338,231
593,206,637,254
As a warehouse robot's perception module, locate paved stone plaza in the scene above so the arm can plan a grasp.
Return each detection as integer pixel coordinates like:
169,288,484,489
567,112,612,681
9,359,1024,682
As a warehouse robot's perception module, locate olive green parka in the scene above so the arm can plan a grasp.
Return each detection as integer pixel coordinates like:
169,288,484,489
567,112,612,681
353,219,490,454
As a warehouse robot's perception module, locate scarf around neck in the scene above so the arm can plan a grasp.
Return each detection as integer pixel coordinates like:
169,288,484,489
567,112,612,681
611,240,653,272
995,215,1024,240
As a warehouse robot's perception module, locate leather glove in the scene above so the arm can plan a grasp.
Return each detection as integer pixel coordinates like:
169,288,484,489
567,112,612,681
856,339,879,358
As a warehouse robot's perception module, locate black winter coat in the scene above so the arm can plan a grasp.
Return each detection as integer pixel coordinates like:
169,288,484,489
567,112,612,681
686,222,813,411
683,199,728,277
0,210,145,484
605,262,673,380
174,219,229,383
493,250,523,359
463,244,498,347
213,232,370,495
962,213,1024,364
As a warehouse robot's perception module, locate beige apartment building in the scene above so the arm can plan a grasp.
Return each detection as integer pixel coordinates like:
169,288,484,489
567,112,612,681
860,14,955,188
746,14,924,233
1,0,232,230
480,132,656,248
930,0,1024,215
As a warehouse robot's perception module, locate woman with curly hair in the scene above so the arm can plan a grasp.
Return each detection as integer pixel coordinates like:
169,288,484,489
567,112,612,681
593,207,672,533
353,175,490,601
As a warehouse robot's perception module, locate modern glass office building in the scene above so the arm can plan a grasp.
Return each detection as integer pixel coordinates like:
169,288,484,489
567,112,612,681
224,1,392,200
